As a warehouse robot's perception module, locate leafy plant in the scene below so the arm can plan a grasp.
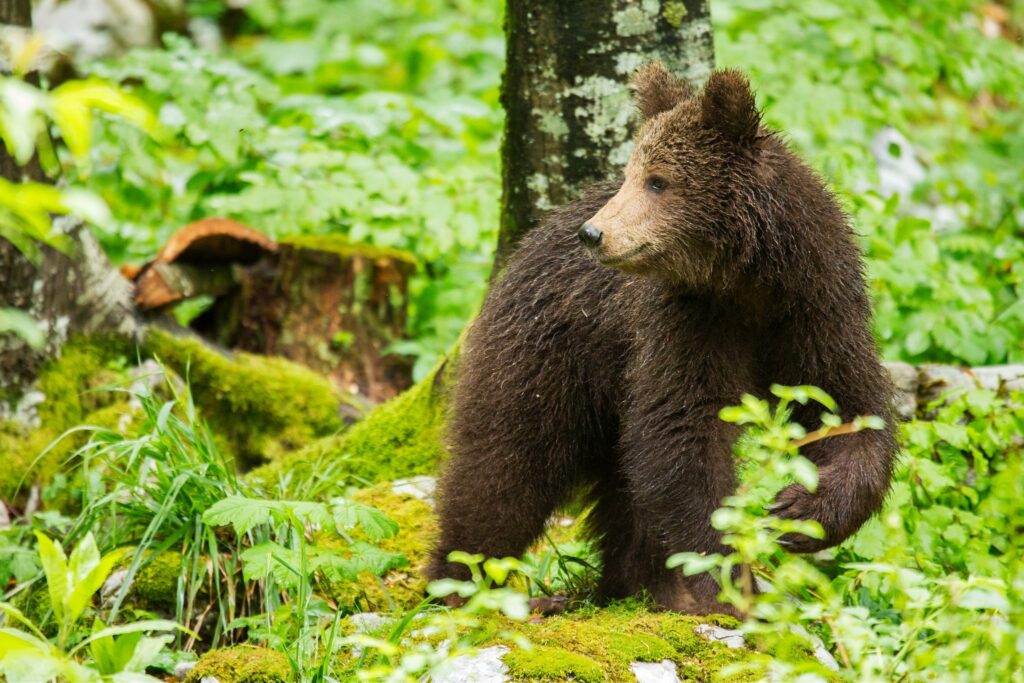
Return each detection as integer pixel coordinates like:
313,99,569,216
717,0,1024,365
0,533,182,683
201,495,405,680
670,386,1024,681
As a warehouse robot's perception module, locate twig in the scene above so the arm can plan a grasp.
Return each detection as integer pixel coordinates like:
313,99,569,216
790,421,862,450
822,614,852,669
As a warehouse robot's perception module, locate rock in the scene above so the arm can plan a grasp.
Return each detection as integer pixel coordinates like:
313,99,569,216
810,636,839,672
630,659,681,683
430,645,510,683
100,568,128,607
884,361,919,420
173,661,196,681
919,364,976,405
971,364,1024,393
391,475,437,506
349,611,392,633
34,0,157,62
695,623,746,649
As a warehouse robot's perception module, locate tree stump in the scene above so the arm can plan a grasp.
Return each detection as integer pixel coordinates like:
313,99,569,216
192,235,416,403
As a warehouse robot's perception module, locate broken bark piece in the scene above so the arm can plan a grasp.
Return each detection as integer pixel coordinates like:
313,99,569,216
134,262,237,310
127,218,278,311
152,218,277,266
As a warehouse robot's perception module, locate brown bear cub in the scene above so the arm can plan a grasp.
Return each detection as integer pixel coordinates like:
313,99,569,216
427,63,897,614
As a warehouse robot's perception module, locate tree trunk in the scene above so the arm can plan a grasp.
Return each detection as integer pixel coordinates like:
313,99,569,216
0,0,141,396
497,0,714,266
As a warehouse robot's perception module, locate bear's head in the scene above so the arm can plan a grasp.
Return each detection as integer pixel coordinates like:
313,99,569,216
579,62,765,288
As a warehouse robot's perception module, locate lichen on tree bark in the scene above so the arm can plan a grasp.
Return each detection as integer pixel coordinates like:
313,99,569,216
498,0,714,266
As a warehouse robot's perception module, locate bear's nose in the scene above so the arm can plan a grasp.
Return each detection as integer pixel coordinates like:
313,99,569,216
578,223,603,249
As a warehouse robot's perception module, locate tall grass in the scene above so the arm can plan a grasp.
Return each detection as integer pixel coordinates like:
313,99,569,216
62,374,260,646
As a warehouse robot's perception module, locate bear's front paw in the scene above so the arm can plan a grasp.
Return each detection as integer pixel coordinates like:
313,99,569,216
766,482,833,553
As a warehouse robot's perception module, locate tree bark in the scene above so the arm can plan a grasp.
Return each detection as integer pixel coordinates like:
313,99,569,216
497,0,714,266
0,0,140,396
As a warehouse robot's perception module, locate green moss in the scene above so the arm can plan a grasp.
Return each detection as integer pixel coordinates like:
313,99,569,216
505,645,603,683
127,551,183,613
0,336,135,499
323,484,437,612
0,422,59,499
282,234,417,265
663,1,688,28
250,360,449,486
184,645,291,683
471,600,803,683
35,335,131,433
145,328,344,466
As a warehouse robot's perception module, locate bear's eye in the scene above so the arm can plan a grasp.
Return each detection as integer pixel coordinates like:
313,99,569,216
645,176,668,194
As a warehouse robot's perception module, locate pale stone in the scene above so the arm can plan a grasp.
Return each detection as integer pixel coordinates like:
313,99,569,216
919,364,976,404
391,475,437,505
695,623,746,649
173,661,196,681
430,645,510,683
884,361,919,420
631,659,681,683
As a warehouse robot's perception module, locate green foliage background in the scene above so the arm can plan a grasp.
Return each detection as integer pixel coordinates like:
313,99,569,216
2,2,1023,680
73,0,1024,375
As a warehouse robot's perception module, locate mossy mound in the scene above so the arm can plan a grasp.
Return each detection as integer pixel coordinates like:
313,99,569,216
323,484,437,612
505,644,604,682
484,602,773,683
0,421,61,499
337,600,828,682
184,645,291,683
126,551,184,613
251,361,450,488
145,328,345,466
0,336,136,499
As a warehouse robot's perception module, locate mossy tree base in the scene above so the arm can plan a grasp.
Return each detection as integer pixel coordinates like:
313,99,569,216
144,327,348,467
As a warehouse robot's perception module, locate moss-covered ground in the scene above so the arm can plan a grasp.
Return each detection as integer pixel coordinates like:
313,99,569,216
321,483,438,612
184,645,292,683
250,359,450,487
336,599,829,682
0,336,137,499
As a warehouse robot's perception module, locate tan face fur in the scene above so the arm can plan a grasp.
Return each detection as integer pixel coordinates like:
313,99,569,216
585,156,661,272
580,63,762,287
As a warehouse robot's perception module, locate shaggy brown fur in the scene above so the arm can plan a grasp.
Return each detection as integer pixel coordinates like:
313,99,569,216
427,63,897,614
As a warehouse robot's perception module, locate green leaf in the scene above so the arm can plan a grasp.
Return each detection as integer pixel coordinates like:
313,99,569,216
239,542,302,586
67,535,126,626
0,629,62,683
0,308,45,348
203,496,278,534
666,552,722,575
34,531,69,626
330,498,399,540
51,79,157,161
791,457,819,491
70,620,186,658
203,496,332,534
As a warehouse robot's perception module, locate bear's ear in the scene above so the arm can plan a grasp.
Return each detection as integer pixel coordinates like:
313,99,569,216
699,70,761,145
630,61,693,120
